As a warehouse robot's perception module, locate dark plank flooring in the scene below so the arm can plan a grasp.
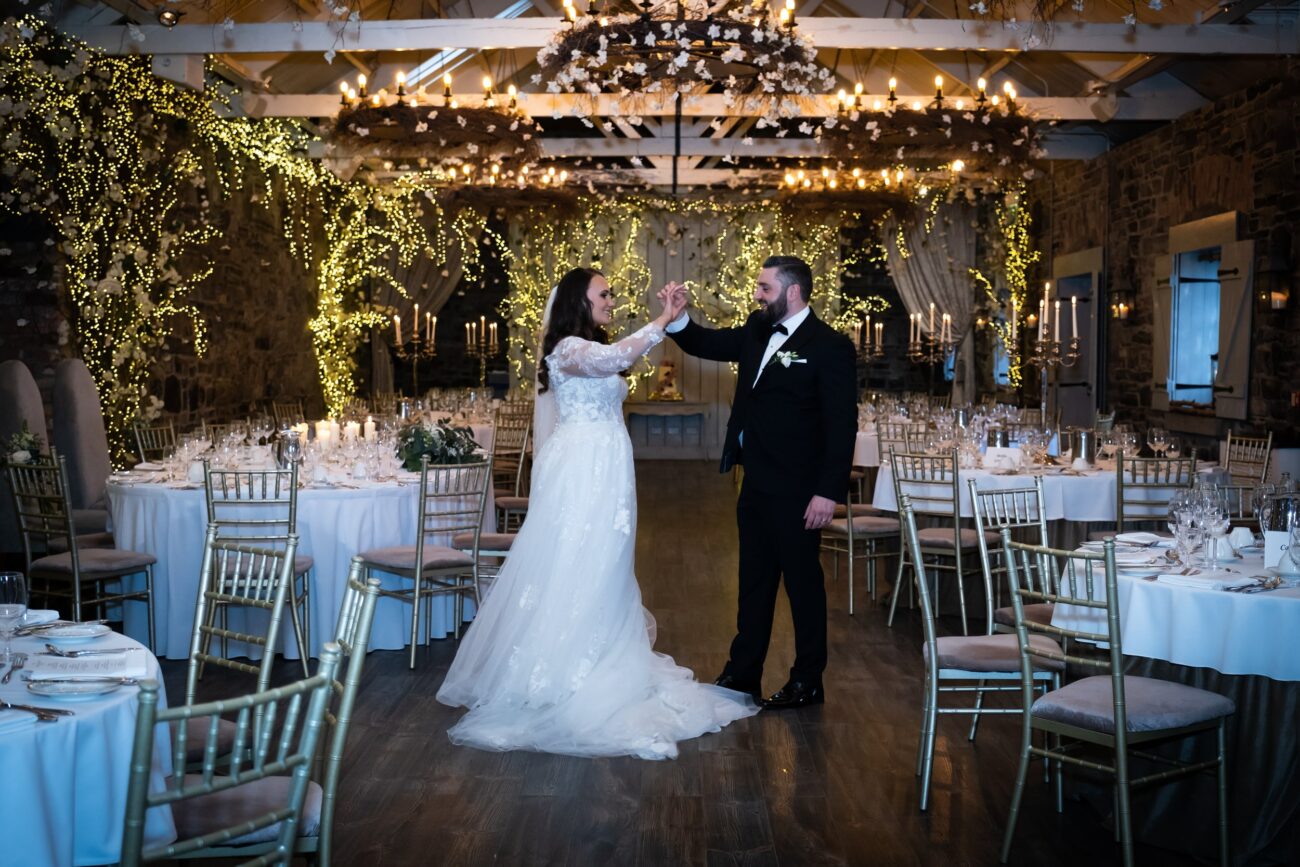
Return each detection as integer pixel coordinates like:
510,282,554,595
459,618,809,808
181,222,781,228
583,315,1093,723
164,461,1199,866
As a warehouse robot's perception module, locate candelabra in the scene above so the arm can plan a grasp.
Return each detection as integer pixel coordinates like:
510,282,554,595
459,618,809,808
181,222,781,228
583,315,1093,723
1027,334,1080,428
463,330,501,387
857,340,885,362
906,331,958,365
394,332,437,395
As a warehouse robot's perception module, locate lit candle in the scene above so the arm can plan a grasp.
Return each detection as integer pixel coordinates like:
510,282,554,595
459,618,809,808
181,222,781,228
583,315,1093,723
942,313,951,342
1071,296,1078,339
875,321,883,348
364,415,377,441
1011,298,1017,343
344,421,361,441
929,302,935,335
864,315,870,350
425,311,432,341
1038,300,1045,340
1054,300,1061,341
479,315,486,343
315,420,330,441
329,420,340,443
464,322,471,343
489,321,498,344
431,315,437,347
394,314,402,345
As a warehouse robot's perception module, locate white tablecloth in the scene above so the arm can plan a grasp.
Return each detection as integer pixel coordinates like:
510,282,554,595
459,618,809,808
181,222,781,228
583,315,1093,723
0,631,174,866
853,429,880,468
108,471,493,660
872,464,1227,522
1051,554,1300,682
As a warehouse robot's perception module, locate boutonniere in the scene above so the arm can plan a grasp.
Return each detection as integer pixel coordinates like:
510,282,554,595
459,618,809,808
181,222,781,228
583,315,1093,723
772,350,807,368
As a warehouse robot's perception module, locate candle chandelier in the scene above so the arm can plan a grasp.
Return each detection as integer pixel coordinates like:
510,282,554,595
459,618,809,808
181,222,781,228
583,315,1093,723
331,70,542,170
535,0,830,126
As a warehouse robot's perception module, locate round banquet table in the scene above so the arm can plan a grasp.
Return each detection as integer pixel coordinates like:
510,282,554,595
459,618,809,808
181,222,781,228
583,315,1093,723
107,470,493,660
871,463,1226,522
1051,552,1300,864
0,629,175,866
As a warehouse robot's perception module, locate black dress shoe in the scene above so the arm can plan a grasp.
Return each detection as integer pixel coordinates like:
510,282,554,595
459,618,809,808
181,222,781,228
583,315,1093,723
761,680,824,710
714,674,762,701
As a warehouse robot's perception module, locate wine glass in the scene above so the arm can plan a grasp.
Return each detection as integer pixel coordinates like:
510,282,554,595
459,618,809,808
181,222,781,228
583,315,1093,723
1147,427,1168,457
1175,522,1205,568
1164,436,1181,459
0,571,28,664
1251,483,1275,529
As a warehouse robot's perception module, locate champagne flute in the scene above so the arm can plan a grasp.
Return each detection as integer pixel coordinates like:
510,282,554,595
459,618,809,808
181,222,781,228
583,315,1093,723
0,572,28,664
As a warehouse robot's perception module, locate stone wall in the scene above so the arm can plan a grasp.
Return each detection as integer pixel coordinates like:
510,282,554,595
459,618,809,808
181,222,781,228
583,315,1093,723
1033,64,1300,446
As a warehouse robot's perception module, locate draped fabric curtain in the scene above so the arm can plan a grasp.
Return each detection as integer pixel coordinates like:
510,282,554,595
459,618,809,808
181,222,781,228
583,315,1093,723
882,202,978,404
369,215,486,395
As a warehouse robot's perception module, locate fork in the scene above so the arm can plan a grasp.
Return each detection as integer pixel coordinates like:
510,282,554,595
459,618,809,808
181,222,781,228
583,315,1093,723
43,644,129,658
1,653,27,684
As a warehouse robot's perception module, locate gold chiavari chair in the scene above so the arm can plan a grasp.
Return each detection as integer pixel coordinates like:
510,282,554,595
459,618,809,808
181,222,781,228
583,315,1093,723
878,420,926,459
6,451,156,646
492,416,532,532
373,391,399,416
900,497,1062,812
1093,410,1116,433
1217,483,1259,529
969,477,1053,635
821,471,899,613
999,535,1233,867
203,462,313,675
133,420,177,463
120,645,341,866
180,525,299,766
357,456,491,667
271,399,306,426
202,420,246,445
888,449,991,635
1098,453,1198,538
1223,431,1272,485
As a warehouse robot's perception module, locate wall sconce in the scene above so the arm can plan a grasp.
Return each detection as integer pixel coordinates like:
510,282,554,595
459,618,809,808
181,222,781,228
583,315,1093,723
1257,226,1293,312
1110,286,1134,321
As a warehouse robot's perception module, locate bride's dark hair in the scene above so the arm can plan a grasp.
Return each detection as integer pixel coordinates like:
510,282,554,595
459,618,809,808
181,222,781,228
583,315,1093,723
538,266,607,393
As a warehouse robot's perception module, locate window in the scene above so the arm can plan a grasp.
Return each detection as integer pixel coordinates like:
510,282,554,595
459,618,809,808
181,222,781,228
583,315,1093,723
1169,246,1221,406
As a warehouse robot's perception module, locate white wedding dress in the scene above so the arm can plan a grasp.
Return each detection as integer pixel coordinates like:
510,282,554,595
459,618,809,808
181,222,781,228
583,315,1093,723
436,323,758,759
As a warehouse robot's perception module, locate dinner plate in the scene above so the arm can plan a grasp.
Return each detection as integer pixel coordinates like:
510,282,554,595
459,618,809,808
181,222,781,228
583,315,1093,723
39,623,112,643
1117,566,1164,578
27,679,123,699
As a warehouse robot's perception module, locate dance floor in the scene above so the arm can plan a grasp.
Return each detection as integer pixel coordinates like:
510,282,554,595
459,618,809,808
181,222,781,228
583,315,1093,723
161,461,1198,866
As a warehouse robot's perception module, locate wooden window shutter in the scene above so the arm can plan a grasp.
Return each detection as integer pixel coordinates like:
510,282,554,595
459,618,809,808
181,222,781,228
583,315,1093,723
1213,239,1255,421
1151,254,1173,412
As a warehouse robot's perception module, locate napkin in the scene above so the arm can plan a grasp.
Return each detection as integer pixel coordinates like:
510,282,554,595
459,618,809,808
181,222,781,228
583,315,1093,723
1155,571,1256,591
24,648,150,680
1229,527,1257,549
1071,457,1092,472
1114,532,1175,548
134,461,165,471
19,610,59,628
0,709,35,735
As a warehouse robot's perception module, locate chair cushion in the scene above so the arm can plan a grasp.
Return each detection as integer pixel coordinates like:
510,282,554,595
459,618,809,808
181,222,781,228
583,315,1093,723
826,516,900,536
48,532,116,553
173,717,239,765
849,468,866,480
30,547,157,575
1033,675,1235,734
496,496,530,511
358,544,473,572
993,602,1055,629
172,774,322,845
833,503,883,518
452,532,516,551
923,633,1065,673
916,527,999,549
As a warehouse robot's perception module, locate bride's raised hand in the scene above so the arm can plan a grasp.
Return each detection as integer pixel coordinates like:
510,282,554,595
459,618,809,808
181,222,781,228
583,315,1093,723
654,282,685,327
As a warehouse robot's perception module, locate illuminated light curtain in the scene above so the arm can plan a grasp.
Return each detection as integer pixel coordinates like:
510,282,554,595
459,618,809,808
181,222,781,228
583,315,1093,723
882,202,978,403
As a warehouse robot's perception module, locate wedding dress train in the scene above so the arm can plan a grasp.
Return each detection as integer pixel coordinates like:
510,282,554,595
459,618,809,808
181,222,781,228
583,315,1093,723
436,323,758,759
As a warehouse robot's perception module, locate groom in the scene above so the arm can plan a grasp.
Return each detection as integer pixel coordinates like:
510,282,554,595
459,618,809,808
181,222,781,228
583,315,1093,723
664,256,857,709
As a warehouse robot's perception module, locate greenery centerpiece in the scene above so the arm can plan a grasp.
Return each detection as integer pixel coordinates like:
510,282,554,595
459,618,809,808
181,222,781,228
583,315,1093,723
395,418,483,472
5,422,45,465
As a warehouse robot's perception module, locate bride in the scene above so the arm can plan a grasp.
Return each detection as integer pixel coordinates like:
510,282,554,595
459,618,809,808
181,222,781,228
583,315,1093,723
436,267,758,759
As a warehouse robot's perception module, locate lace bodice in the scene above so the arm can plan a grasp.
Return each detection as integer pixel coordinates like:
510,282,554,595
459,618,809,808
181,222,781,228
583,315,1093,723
546,323,664,425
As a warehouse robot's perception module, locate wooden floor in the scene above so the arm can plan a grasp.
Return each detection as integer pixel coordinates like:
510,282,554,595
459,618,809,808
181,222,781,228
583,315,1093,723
163,461,1199,867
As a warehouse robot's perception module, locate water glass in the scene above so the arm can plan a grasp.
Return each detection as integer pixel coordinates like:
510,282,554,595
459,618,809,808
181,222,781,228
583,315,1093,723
1175,523,1205,567
0,571,28,663
1147,427,1168,457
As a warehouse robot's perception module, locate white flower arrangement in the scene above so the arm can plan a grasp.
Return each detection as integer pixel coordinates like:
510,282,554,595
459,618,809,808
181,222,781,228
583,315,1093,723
773,350,807,368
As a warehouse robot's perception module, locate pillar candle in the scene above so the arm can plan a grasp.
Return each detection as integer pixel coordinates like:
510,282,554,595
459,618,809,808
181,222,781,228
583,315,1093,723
329,421,341,446
364,416,377,441
393,314,402,345
1054,300,1061,341
1071,296,1078,339
315,420,329,441
344,421,361,441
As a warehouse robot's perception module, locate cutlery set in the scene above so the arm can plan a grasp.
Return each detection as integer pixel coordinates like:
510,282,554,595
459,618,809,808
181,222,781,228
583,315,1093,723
0,700,73,722
1,653,27,684
13,619,108,638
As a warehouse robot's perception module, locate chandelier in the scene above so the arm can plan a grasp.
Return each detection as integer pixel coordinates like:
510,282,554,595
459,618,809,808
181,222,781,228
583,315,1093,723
535,0,831,125
330,70,543,172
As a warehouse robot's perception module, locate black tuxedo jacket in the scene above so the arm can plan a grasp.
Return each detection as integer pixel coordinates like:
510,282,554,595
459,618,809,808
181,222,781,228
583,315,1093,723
669,309,857,503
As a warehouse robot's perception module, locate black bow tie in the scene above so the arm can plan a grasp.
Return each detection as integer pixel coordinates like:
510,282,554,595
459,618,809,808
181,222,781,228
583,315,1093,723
769,323,788,336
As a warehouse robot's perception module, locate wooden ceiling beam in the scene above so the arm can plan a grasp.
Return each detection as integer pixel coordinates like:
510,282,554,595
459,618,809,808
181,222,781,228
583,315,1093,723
67,17,1300,55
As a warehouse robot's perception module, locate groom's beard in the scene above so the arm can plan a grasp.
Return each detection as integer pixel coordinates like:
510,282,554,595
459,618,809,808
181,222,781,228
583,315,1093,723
758,293,789,327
